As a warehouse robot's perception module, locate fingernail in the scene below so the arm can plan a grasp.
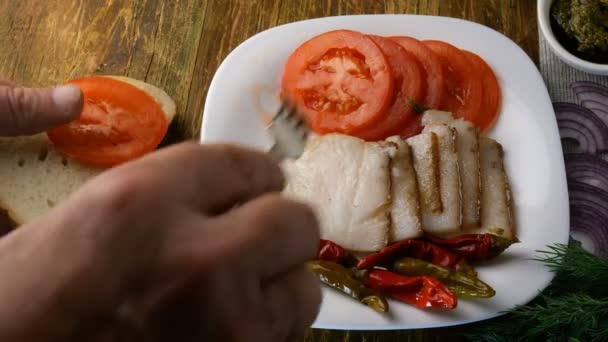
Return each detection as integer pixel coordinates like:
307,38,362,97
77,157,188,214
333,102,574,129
52,85,83,118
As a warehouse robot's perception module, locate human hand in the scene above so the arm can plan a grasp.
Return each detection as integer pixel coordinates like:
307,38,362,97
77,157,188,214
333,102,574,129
0,143,321,341
0,78,83,136
0,78,83,234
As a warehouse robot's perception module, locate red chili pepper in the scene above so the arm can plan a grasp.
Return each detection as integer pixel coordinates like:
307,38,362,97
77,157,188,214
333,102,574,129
357,239,473,273
366,270,457,309
318,239,349,264
425,234,517,260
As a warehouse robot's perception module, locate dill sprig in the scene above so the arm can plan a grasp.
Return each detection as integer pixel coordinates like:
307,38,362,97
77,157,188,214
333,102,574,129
464,241,608,342
536,243,608,296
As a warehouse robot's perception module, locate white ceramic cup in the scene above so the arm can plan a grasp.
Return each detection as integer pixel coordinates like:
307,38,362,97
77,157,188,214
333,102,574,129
538,0,608,75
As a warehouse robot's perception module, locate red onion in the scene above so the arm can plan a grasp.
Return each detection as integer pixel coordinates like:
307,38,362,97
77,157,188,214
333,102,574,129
572,81,608,120
568,180,608,257
555,83,608,256
554,102,608,154
565,154,608,192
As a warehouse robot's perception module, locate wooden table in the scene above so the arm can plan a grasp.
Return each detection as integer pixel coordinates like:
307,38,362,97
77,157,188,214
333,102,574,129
0,0,538,341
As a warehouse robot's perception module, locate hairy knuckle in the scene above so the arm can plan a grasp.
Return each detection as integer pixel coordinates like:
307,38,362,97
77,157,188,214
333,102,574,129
288,200,320,239
250,196,319,240
1,87,26,132
222,145,281,184
249,196,289,229
94,170,154,214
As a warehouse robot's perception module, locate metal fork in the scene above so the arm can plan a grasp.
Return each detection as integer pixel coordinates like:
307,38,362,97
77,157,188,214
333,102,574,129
267,101,310,160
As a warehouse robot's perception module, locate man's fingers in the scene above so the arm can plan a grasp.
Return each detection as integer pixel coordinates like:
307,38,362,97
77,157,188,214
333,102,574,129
263,267,321,341
128,143,285,214
212,194,320,279
0,80,16,88
0,84,82,136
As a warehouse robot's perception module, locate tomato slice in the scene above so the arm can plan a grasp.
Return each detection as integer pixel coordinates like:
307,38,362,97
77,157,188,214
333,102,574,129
47,76,168,168
423,40,483,124
352,35,424,141
389,36,445,110
398,116,424,139
281,30,393,134
461,50,501,131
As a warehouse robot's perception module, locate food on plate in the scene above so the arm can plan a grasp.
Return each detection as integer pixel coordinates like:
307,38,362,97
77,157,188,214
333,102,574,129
425,233,517,261
365,269,457,309
281,30,394,134
352,35,424,141
281,30,502,140
389,36,446,111
318,239,351,264
317,239,358,266
550,0,608,64
461,51,501,130
422,110,481,228
281,29,514,314
312,237,508,311
420,124,462,235
283,109,516,311
283,113,515,248
282,134,394,252
385,136,423,242
356,239,474,274
423,40,484,127
391,257,495,298
407,132,441,213
0,76,175,225
473,137,514,239
307,260,389,313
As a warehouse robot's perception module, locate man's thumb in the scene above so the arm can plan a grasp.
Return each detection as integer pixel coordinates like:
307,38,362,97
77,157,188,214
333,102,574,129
0,84,83,136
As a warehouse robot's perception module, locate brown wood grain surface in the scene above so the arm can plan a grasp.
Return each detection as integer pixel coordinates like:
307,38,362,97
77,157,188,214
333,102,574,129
0,0,538,341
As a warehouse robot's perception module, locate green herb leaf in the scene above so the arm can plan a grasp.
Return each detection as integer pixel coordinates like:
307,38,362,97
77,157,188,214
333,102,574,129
463,241,608,341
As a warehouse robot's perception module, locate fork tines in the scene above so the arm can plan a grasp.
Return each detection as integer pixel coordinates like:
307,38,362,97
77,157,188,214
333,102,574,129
267,100,310,160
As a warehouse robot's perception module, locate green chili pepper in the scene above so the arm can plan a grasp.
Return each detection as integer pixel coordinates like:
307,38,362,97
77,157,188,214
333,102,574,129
306,260,389,312
392,257,495,298
488,235,519,259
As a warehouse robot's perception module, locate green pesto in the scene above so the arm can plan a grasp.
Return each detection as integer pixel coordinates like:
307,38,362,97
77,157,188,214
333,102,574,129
551,0,608,64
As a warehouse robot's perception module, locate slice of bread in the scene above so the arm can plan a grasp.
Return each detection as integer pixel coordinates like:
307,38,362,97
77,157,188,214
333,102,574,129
0,76,176,225
385,136,422,242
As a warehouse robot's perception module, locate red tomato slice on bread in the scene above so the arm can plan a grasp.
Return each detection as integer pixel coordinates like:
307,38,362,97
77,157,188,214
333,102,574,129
389,36,446,111
47,76,169,168
461,50,501,131
423,40,483,124
353,35,424,141
281,30,393,134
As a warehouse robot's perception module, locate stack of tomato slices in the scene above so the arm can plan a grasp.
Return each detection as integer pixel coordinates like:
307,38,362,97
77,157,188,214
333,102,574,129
281,30,501,140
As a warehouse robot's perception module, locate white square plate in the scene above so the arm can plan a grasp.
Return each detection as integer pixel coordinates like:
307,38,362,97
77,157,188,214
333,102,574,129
200,15,570,330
